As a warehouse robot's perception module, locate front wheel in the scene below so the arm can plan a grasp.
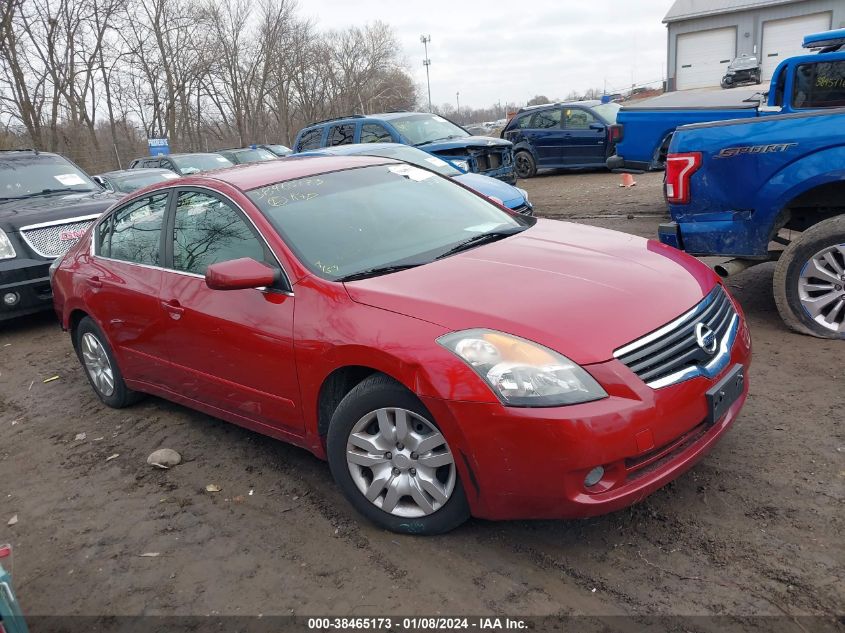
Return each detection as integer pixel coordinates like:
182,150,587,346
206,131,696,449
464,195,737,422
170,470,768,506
326,374,470,534
514,151,537,179
773,215,845,338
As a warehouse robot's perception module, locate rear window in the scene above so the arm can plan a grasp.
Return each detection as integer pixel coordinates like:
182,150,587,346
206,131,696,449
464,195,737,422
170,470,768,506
793,61,845,109
297,127,323,151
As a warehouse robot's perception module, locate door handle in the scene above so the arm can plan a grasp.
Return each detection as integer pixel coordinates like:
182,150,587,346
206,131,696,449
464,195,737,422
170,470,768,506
88,275,102,288
160,299,184,320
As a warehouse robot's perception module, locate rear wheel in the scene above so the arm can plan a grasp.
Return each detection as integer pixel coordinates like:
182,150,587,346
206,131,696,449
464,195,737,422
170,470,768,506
75,317,142,407
326,374,470,534
773,215,845,338
514,151,536,179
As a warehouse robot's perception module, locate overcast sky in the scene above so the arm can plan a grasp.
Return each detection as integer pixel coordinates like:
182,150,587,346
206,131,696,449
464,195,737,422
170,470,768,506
302,0,673,109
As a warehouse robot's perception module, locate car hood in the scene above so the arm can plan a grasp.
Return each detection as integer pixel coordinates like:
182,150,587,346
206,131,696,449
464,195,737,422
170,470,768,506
343,219,717,365
453,173,525,207
0,190,118,231
419,136,512,152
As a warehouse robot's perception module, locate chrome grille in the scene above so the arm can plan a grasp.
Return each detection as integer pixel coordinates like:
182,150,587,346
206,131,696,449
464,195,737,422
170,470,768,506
614,285,739,389
20,216,98,258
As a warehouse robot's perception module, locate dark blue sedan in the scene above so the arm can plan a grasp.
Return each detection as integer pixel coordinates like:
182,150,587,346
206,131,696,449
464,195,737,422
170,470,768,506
502,100,622,178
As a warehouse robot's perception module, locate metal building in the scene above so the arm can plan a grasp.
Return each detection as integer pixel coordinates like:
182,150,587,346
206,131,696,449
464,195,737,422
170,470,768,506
664,0,845,90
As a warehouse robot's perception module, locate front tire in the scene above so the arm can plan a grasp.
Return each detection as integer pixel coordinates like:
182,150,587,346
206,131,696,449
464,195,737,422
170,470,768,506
74,316,142,407
514,151,536,179
773,215,845,339
326,374,470,535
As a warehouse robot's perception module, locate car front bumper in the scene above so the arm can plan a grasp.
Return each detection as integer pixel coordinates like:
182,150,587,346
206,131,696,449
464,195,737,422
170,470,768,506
0,258,54,321
420,318,752,521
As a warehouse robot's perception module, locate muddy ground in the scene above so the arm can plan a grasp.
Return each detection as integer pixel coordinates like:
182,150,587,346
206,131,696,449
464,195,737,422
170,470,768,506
0,171,842,626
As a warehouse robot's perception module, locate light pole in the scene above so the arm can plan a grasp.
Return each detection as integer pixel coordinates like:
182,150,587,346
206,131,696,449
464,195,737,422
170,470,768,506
421,34,432,112
456,91,460,119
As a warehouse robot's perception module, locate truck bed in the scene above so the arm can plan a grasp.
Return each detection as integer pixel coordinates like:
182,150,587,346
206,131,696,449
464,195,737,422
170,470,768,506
622,87,764,111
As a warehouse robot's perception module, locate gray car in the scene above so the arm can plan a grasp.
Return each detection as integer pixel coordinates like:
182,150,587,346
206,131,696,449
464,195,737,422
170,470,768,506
93,168,179,196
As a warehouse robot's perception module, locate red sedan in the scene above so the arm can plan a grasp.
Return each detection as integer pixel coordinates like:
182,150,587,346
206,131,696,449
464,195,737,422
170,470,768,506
51,156,752,534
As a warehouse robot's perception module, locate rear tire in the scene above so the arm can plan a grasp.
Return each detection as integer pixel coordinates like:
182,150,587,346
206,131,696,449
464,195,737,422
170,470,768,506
514,151,536,179
326,374,470,535
773,215,845,339
74,317,142,407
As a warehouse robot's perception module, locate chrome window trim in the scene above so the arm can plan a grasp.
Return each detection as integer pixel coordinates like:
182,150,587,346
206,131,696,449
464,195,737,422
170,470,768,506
91,184,294,296
613,287,719,359
20,213,102,258
646,313,739,389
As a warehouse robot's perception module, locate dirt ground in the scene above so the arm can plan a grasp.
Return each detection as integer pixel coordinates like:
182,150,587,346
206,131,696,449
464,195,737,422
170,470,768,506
1,171,842,626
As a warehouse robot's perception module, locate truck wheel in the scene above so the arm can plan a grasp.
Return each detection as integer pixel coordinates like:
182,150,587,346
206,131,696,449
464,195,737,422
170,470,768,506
514,151,536,179
773,215,845,339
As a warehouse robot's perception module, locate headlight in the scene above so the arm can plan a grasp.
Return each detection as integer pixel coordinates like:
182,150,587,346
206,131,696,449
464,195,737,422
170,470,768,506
452,159,470,172
437,329,607,407
0,229,16,260
516,187,529,202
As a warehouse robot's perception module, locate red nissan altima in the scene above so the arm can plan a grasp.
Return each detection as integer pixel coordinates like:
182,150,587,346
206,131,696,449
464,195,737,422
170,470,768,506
51,156,751,534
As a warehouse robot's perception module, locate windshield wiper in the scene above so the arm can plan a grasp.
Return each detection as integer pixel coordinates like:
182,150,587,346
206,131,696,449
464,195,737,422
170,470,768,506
12,187,94,199
413,135,464,147
335,263,426,282
436,226,527,259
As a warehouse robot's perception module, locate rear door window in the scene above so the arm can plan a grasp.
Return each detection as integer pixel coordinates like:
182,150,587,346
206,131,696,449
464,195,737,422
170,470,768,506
530,109,561,129
328,124,355,146
360,123,393,143
104,193,168,265
793,61,845,108
297,127,324,151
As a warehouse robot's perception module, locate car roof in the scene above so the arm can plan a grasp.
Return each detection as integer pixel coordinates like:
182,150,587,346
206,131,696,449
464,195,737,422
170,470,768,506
133,153,221,160
517,100,601,114
192,155,397,190
303,111,435,130
0,149,60,158
98,168,172,177
298,142,406,156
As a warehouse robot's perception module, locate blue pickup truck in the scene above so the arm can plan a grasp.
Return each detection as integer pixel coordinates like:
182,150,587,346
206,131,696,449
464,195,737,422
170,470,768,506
659,101,845,339
607,28,845,173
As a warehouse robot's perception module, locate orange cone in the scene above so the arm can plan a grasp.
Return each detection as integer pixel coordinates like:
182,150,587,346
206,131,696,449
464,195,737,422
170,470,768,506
619,173,637,188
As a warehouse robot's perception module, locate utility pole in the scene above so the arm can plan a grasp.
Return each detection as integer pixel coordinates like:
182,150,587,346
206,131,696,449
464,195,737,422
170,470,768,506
421,34,432,112
456,91,460,118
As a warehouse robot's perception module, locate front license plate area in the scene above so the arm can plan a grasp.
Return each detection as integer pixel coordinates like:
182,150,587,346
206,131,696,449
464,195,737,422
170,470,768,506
706,363,745,426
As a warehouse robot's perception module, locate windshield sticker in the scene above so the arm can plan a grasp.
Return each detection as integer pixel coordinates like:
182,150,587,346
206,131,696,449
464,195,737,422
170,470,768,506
54,173,86,186
425,157,448,167
388,164,433,182
464,222,503,233
161,173,179,179
432,116,448,123
215,156,229,162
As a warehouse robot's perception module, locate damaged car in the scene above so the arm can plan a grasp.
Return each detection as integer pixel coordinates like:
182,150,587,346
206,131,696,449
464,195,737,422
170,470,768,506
293,112,516,183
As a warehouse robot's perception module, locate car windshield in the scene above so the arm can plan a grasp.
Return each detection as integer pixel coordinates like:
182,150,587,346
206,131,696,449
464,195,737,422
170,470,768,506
0,154,98,199
247,164,530,280
592,102,622,123
172,154,233,174
389,114,469,146
263,144,291,155
233,148,276,163
110,171,178,193
354,146,461,177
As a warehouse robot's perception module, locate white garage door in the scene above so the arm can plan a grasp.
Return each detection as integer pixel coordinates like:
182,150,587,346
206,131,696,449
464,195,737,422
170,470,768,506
676,28,737,90
762,12,832,81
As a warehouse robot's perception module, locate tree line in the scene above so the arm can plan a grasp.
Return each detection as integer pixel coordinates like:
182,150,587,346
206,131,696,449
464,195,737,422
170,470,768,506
0,0,416,172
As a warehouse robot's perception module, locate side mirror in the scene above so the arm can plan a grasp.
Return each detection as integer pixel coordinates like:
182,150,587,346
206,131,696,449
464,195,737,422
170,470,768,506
589,122,605,131
205,258,278,291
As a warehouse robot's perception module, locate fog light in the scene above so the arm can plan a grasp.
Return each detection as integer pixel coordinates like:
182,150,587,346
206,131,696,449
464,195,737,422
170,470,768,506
3,292,19,307
584,466,604,487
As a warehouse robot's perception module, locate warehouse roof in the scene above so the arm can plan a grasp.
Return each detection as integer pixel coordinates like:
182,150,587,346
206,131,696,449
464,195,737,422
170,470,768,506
664,0,806,23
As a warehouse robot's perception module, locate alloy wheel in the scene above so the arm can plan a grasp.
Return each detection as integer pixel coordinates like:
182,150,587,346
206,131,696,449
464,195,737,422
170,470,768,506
345,407,456,518
81,332,115,396
798,243,845,333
